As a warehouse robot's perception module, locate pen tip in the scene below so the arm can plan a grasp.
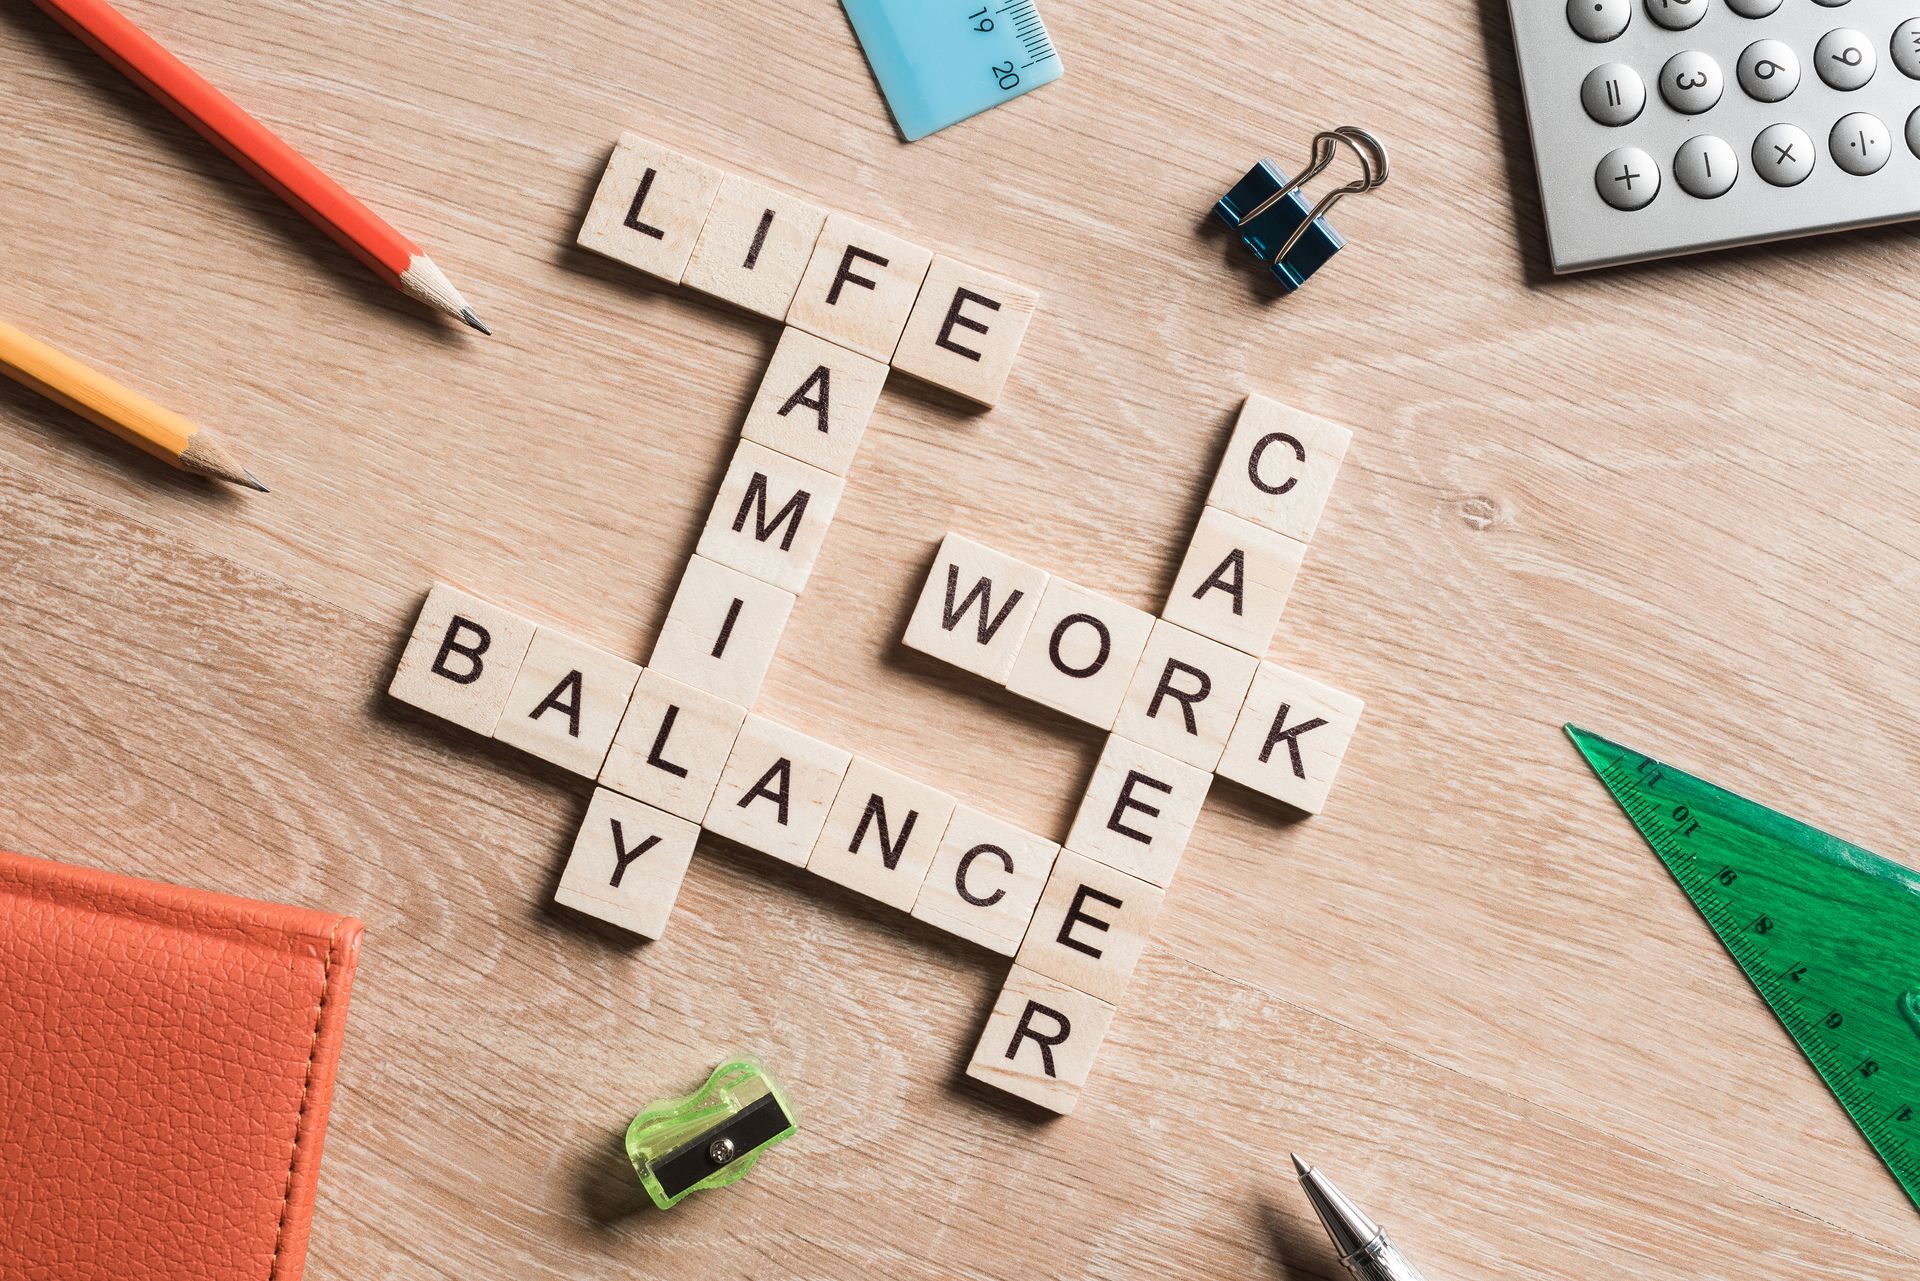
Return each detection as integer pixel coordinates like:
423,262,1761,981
1291,1153,1311,1180
242,469,269,493
460,308,492,336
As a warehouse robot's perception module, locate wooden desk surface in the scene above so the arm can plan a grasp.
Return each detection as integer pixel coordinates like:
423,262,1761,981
4,0,1918,1274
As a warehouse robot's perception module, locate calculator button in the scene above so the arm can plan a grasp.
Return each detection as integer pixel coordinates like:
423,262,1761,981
1753,123,1815,186
1674,135,1738,197
1725,0,1779,15
1815,29,1875,90
1737,40,1799,102
1569,0,1631,41
1660,51,1724,114
1893,19,1920,80
1581,64,1646,125
1909,106,1920,158
1830,112,1891,175
1596,147,1660,209
1646,0,1705,30
1810,0,1849,6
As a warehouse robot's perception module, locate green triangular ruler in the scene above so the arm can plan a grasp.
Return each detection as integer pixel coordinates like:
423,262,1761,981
1567,724,1920,1213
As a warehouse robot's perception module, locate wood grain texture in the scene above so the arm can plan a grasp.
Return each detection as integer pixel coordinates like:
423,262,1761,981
3,0,1920,1272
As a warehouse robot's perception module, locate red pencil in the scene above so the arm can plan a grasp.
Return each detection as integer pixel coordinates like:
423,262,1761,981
30,0,489,333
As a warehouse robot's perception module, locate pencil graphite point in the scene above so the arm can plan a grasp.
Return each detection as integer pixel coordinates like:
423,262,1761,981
460,308,492,336
179,429,265,492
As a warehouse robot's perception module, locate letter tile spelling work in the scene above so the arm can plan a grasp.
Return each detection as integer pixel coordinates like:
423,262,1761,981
391,136,1360,1119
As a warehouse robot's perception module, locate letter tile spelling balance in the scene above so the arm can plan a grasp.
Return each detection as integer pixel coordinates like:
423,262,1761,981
390,135,1361,1118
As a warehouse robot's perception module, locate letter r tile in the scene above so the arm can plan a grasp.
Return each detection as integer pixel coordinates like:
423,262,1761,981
966,964,1117,1116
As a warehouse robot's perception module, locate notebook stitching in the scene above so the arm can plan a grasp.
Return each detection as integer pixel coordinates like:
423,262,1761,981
268,921,340,1281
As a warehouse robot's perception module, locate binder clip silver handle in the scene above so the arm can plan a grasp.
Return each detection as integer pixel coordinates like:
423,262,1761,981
1240,127,1390,269
1214,127,1390,293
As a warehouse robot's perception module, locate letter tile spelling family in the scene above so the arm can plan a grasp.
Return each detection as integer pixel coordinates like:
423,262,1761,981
388,136,1362,1116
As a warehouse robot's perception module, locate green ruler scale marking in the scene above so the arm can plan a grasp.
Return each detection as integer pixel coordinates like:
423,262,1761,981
1568,724,1920,1213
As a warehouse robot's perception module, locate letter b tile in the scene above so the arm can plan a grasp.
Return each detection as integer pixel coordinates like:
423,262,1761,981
388,582,536,736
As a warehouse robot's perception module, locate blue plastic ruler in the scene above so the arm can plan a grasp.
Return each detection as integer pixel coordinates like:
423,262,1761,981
842,0,1064,141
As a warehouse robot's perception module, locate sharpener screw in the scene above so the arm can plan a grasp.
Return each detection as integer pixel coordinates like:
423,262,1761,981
708,1137,736,1165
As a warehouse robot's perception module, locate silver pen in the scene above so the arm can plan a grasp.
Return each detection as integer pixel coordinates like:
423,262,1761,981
1291,1154,1430,1281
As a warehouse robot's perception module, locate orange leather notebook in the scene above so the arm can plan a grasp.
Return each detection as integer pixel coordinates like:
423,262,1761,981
0,849,363,1281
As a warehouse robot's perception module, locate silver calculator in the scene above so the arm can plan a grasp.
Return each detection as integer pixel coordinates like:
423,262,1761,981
1507,1,1920,270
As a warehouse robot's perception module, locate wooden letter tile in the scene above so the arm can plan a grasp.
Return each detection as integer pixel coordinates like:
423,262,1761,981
682,174,828,320
785,213,933,361
740,327,889,476
1112,620,1260,770
1160,507,1305,657
599,669,747,823
388,582,536,737
965,964,1116,1116
577,134,723,284
901,533,1049,685
1064,736,1212,888
696,440,846,593
807,758,956,912
554,788,702,940
1205,395,1352,544
889,255,1039,407
1005,578,1155,729
493,626,641,777
911,806,1060,956
1216,663,1364,815
1014,850,1164,1005
702,715,852,865
647,555,795,707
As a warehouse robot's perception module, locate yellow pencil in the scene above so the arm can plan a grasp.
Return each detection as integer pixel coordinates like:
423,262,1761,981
0,319,266,491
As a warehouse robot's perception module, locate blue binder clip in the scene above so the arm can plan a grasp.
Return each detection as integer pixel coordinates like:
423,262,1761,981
1215,127,1389,293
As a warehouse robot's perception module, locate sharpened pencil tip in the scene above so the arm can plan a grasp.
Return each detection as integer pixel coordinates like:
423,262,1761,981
242,469,269,493
460,308,491,336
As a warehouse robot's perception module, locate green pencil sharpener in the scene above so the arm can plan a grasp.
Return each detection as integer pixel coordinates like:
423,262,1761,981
625,1057,797,1210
